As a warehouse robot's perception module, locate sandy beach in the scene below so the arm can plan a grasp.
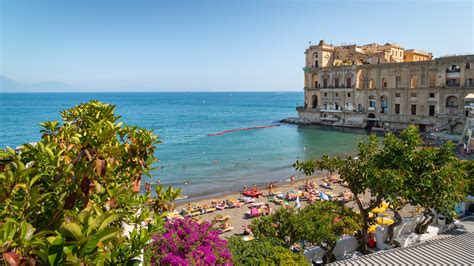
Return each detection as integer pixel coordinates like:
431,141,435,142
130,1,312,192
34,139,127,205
171,173,417,239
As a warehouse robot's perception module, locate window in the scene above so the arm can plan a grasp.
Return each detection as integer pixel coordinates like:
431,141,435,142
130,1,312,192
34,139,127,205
369,96,376,108
346,77,352,88
381,96,388,113
395,93,401,97
411,105,417,115
466,62,470,69
411,92,417,97
369,79,375,89
347,93,351,97
395,104,400,114
315,61,319,67
335,103,339,110
314,52,318,58
429,105,435,116
429,93,435,98
315,81,318,88
396,76,401,88
382,78,387,88
410,75,417,88
446,78,460,87
446,96,458,108
324,92,328,97
465,78,473,87
429,74,436,87
323,79,328,88
335,78,339,88
335,92,339,97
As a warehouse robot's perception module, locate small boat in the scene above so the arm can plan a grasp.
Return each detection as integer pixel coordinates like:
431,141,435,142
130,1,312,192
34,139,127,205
242,191,263,198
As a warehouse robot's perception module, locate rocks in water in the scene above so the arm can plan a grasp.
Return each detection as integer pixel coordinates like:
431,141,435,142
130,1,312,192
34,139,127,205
279,117,318,125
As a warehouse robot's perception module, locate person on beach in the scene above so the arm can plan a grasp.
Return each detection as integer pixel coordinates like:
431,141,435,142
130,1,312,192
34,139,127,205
290,175,295,187
242,186,248,193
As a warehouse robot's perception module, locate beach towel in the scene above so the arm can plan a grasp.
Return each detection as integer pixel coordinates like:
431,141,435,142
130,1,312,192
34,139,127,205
250,208,259,217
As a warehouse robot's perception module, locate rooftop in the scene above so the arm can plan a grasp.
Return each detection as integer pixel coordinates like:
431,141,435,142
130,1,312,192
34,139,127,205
331,230,474,265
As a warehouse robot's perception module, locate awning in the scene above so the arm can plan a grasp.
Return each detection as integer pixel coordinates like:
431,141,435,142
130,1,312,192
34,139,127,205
465,93,474,100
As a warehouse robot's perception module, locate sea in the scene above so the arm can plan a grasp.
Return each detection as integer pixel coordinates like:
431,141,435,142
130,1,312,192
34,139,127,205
0,92,370,199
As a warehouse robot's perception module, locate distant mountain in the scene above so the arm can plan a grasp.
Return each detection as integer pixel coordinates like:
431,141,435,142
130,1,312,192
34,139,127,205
0,75,79,92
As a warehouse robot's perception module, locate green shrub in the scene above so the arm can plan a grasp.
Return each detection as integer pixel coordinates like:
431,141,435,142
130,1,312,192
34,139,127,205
228,237,307,266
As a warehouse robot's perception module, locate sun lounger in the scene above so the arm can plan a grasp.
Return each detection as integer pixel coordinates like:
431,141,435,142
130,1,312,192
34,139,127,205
242,235,254,241
219,226,234,234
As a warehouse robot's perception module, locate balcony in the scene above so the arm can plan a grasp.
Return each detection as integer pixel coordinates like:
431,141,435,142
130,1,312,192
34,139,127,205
446,66,461,73
320,108,342,113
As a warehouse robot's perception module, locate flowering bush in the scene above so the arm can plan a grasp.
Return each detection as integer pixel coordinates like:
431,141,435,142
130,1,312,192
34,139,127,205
148,218,233,265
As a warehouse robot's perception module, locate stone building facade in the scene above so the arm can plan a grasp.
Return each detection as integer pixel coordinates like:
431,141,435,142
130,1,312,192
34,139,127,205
298,40,474,133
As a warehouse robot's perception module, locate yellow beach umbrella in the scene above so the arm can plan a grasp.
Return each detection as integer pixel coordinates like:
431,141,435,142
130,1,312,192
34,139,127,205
368,212,374,219
376,217,394,225
371,207,386,214
380,202,390,209
368,224,378,233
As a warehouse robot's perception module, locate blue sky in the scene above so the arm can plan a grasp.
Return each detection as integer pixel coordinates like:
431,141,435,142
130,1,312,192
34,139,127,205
1,0,473,91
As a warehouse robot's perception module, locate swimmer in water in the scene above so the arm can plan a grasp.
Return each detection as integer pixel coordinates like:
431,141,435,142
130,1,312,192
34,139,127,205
184,180,190,185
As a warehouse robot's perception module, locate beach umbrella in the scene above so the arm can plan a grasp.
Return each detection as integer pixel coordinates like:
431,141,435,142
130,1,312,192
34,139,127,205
371,207,386,214
376,217,394,225
368,224,378,233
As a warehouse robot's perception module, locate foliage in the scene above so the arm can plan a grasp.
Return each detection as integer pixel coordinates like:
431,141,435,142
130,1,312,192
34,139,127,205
0,101,180,265
147,218,232,265
461,160,474,195
299,202,360,263
227,237,307,266
250,207,303,248
294,125,469,251
250,202,360,264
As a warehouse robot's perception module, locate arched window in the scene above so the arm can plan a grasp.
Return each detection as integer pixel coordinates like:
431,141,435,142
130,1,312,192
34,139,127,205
410,75,417,88
358,104,363,112
380,95,388,113
312,95,318,109
369,79,375,89
369,95,376,109
446,96,458,108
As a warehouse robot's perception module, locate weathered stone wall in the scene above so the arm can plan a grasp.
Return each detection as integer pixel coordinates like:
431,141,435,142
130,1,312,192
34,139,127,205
300,55,474,133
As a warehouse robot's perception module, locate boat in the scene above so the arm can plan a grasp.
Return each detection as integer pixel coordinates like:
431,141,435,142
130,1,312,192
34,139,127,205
242,191,263,198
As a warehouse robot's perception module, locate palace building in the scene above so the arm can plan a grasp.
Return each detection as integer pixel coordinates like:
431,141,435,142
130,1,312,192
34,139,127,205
297,40,474,133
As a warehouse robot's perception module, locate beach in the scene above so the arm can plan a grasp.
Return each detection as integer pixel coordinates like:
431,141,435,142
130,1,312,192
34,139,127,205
172,173,416,239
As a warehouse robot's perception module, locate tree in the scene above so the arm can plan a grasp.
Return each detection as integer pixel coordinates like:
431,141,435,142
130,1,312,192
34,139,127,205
299,201,360,264
147,218,232,265
250,202,360,264
294,125,469,252
0,101,179,264
406,142,467,233
227,237,307,266
250,207,304,248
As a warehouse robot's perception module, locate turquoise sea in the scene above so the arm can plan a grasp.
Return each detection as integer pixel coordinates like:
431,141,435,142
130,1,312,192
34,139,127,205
0,92,369,199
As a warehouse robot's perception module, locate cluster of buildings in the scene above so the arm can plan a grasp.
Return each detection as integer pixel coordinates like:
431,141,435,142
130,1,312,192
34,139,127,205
297,40,474,137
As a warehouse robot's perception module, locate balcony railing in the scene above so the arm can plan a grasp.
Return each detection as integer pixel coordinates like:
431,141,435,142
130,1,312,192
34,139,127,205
446,67,461,73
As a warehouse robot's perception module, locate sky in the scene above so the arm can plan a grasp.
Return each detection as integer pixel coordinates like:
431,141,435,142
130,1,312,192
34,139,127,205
0,0,473,92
